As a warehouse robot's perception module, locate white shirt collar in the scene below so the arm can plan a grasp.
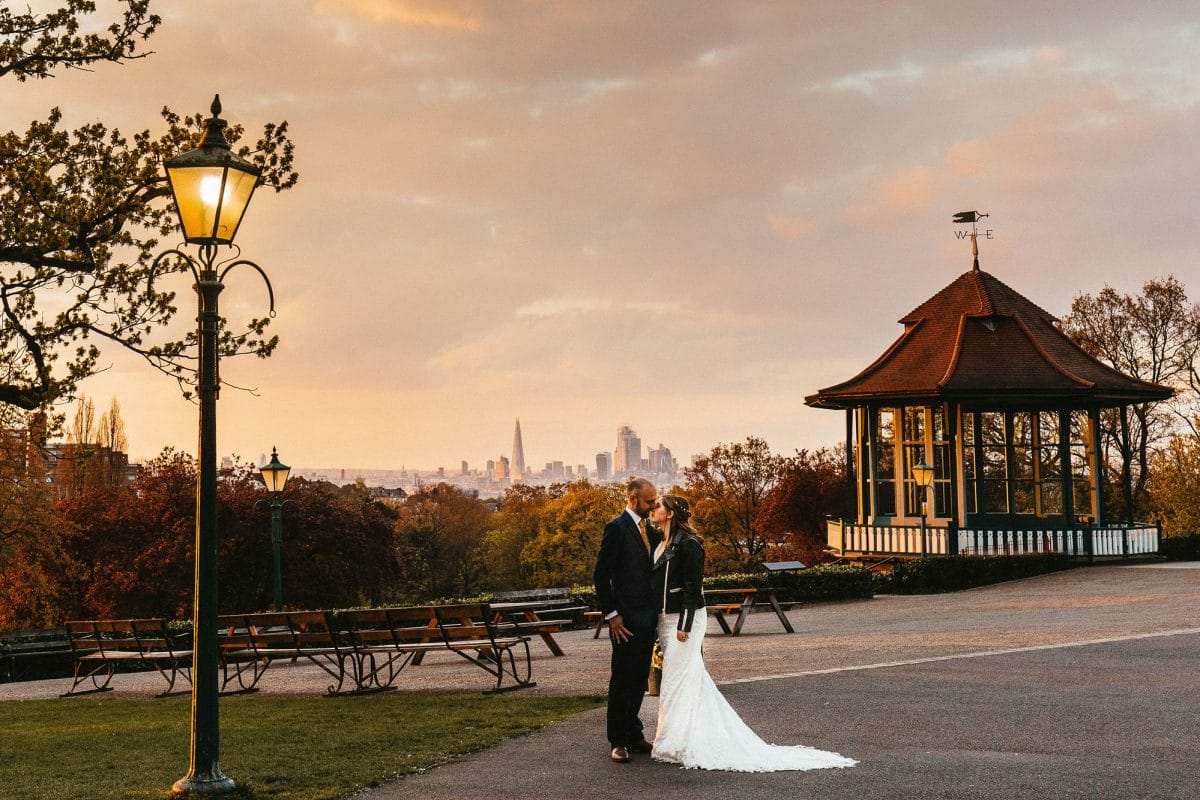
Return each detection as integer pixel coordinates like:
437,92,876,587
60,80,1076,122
626,507,644,526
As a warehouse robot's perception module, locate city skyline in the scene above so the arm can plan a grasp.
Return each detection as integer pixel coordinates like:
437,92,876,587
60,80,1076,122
11,3,1199,471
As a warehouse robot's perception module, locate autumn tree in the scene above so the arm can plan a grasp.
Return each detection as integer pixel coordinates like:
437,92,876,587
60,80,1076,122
1148,435,1200,537
218,474,400,612
519,481,625,588
1062,276,1200,517
0,409,79,628
49,452,401,619
754,447,846,566
1,1,297,418
476,482,553,591
393,483,493,599
682,437,785,571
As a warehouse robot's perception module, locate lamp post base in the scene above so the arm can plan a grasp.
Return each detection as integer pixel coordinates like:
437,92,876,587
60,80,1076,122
172,768,236,796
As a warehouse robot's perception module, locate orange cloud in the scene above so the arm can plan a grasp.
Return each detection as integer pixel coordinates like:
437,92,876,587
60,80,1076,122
316,0,488,30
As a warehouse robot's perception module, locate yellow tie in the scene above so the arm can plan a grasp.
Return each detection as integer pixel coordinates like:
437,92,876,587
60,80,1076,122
638,518,651,555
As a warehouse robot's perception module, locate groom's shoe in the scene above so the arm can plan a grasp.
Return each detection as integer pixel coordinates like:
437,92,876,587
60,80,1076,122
610,746,630,763
629,739,653,754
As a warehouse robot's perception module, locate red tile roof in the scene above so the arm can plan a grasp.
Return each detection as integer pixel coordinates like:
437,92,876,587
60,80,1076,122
806,269,1173,409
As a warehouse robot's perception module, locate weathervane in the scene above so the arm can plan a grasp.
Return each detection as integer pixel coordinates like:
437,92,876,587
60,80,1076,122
952,210,991,271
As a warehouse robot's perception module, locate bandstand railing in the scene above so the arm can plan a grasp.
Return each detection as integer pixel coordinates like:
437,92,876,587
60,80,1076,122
826,519,1160,561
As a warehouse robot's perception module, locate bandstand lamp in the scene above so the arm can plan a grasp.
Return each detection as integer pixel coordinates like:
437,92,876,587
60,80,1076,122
258,447,291,612
912,460,935,555
160,95,274,797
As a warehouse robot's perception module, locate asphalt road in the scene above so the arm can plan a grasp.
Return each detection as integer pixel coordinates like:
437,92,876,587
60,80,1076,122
362,563,1199,800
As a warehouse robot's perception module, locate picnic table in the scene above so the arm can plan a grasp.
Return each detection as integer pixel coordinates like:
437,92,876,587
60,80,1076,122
702,588,795,636
489,596,585,657
588,587,796,638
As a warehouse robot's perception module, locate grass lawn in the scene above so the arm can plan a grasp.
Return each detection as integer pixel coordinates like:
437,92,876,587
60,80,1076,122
0,692,604,799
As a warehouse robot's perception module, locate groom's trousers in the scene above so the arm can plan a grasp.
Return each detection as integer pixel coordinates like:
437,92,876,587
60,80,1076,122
607,615,657,747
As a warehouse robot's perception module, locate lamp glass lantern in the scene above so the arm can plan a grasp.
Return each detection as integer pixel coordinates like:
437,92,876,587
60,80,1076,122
164,96,261,246
259,447,291,494
912,460,935,490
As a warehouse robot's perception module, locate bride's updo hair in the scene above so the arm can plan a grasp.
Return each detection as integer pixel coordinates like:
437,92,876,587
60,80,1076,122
660,494,699,539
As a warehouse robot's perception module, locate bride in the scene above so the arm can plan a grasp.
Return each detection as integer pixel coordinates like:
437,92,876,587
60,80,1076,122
648,494,857,772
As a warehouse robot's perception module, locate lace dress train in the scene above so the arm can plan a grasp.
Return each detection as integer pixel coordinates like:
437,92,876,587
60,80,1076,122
652,613,857,772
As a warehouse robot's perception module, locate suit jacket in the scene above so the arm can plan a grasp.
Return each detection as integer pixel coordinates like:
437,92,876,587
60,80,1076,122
651,531,706,632
593,509,662,629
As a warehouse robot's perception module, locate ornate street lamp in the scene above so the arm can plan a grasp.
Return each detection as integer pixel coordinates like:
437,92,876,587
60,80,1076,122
258,447,291,612
159,95,275,797
912,460,935,556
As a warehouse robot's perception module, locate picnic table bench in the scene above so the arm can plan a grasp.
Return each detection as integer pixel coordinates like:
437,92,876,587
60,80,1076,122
704,588,795,636
217,610,350,695
61,619,192,697
217,605,535,696
489,587,587,657
338,603,534,694
1,627,72,683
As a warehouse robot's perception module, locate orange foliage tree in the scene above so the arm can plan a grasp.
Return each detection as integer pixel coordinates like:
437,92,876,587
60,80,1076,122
753,447,847,567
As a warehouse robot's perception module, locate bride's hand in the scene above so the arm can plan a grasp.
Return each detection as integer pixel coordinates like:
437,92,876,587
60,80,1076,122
676,630,689,642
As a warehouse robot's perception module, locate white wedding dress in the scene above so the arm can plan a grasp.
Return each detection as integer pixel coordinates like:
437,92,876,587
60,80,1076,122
652,612,857,772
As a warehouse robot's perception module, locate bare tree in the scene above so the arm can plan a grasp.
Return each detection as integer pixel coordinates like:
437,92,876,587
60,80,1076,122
1061,275,1200,514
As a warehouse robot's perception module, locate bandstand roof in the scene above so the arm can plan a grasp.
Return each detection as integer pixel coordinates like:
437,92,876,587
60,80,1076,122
806,267,1173,410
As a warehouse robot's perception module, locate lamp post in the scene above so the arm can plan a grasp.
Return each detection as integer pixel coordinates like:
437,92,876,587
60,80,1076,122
258,447,291,612
158,95,274,797
912,460,935,557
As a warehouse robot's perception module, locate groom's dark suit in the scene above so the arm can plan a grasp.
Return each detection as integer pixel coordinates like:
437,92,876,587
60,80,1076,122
594,508,661,749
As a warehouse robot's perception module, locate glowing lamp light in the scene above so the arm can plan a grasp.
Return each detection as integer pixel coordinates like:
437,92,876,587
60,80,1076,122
259,447,291,495
164,95,262,246
912,460,935,489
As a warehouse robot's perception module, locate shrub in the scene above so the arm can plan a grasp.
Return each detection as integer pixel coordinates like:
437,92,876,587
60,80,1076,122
884,553,1073,595
1161,533,1200,561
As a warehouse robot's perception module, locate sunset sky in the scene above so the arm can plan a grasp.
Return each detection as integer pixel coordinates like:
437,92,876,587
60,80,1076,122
9,1,1200,472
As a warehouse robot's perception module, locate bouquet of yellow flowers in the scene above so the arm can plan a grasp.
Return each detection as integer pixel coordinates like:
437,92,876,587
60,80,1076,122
650,639,664,671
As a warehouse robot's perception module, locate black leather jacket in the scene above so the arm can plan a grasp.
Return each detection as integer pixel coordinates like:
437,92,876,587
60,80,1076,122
650,531,705,632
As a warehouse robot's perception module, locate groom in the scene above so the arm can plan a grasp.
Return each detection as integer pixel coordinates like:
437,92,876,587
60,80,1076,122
593,476,661,763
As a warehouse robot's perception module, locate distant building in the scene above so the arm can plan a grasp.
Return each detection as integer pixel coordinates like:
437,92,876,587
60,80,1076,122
498,454,510,482
614,425,641,475
512,419,526,481
596,452,611,481
577,464,588,480
648,443,676,478
461,460,469,476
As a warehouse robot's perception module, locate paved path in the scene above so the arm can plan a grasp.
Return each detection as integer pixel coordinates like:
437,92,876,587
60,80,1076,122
4,563,1198,798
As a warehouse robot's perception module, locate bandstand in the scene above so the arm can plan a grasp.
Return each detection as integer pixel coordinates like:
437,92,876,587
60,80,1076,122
806,259,1170,562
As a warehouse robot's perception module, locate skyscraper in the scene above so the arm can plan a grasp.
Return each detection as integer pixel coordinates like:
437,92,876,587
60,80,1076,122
614,425,641,475
512,418,526,480
596,452,612,481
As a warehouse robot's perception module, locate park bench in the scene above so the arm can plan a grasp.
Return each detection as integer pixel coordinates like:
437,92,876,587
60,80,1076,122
336,605,444,694
489,587,588,656
61,618,192,697
217,610,351,695
432,602,535,693
0,627,72,683
336,603,535,694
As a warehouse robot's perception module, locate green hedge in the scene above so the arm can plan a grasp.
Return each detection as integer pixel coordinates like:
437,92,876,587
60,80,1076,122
570,563,872,610
881,553,1073,595
1161,533,1200,561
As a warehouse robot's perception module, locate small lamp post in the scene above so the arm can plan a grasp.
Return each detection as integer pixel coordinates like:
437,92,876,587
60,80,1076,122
912,460,935,556
159,95,275,797
258,447,291,612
